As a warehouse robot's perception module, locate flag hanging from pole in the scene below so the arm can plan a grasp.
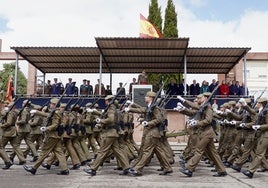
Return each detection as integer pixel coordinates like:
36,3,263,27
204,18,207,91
139,13,162,38
6,76,14,103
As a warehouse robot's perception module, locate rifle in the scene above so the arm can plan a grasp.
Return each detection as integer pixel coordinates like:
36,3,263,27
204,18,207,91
0,96,20,123
41,85,69,130
189,84,220,123
252,87,267,108
17,97,32,118
166,130,186,138
40,100,50,111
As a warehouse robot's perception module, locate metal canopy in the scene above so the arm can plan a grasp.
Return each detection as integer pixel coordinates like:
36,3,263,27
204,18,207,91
11,37,251,74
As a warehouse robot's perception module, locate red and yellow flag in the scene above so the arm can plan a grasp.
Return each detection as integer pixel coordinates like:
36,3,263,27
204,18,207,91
139,14,162,38
6,76,14,102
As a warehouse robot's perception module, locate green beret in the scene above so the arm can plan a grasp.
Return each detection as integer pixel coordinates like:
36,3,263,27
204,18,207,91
60,103,67,108
203,92,211,97
228,101,236,106
50,98,59,104
86,102,92,107
196,94,203,99
257,97,267,103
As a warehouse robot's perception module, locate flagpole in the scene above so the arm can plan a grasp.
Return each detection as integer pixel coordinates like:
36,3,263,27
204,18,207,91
14,52,19,95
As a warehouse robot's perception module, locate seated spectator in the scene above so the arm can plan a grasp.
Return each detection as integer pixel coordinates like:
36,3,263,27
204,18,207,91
219,80,229,97
200,80,209,94
116,82,126,96
189,79,200,95
166,78,179,95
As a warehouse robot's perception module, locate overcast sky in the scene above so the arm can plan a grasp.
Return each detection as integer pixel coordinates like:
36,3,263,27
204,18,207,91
1,0,268,92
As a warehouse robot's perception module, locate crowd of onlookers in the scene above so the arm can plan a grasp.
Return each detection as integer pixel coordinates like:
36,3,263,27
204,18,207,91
37,72,247,98
166,78,248,97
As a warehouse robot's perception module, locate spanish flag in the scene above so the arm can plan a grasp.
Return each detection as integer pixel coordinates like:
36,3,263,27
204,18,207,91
139,14,162,38
6,76,14,102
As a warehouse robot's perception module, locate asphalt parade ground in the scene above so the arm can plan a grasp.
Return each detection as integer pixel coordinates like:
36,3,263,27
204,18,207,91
0,143,267,188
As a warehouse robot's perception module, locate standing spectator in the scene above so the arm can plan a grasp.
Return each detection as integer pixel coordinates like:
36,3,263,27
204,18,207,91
129,78,137,95
239,82,248,96
138,70,149,84
105,85,112,96
219,80,230,97
116,82,126,96
178,79,189,95
209,79,219,95
200,80,209,94
80,79,89,96
229,80,240,95
189,79,200,96
166,78,178,95
51,78,62,96
94,79,105,95
152,80,160,93
87,80,93,95
44,80,52,96
65,78,76,96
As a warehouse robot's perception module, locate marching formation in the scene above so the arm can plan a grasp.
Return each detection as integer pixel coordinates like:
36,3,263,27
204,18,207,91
0,84,267,180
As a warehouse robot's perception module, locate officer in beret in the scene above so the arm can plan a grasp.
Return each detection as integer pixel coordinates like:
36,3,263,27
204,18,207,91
23,98,69,175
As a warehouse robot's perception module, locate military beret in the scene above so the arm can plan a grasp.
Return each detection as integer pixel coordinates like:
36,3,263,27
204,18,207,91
203,92,211,97
83,79,87,81
71,104,80,109
50,98,59,104
222,103,230,108
105,95,114,100
86,102,92,107
196,94,203,99
94,103,99,108
228,101,236,106
60,103,67,108
257,97,267,103
146,91,156,98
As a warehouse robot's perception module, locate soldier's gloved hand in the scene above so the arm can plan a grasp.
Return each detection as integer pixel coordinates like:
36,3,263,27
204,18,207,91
225,109,232,114
174,102,185,111
141,121,149,127
217,120,224,125
215,110,223,115
101,109,105,113
95,118,101,124
95,124,102,129
30,109,37,114
177,96,185,103
223,119,229,124
230,120,237,125
239,98,247,106
40,126,46,132
252,125,261,130
188,119,197,127
239,123,245,128
125,100,133,105
124,107,130,112
4,107,9,111
86,108,94,113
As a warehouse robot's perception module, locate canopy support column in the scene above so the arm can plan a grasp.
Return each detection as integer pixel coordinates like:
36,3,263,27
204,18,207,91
14,53,19,95
184,54,187,96
99,54,103,95
243,54,247,96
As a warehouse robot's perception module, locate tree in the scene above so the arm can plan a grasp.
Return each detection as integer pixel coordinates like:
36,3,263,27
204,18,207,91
163,0,178,38
148,0,162,33
0,62,27,95
147,0,181,91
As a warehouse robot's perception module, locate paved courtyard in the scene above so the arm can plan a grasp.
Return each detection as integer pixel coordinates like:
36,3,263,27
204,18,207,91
0,144,266,188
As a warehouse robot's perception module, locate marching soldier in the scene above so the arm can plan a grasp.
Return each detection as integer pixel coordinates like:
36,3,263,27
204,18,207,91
23,98,69,175
126,91,173,176
0,102,26,165
10,100,39,162
178,92,227,177
83,95,130,176
242,97,268,178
